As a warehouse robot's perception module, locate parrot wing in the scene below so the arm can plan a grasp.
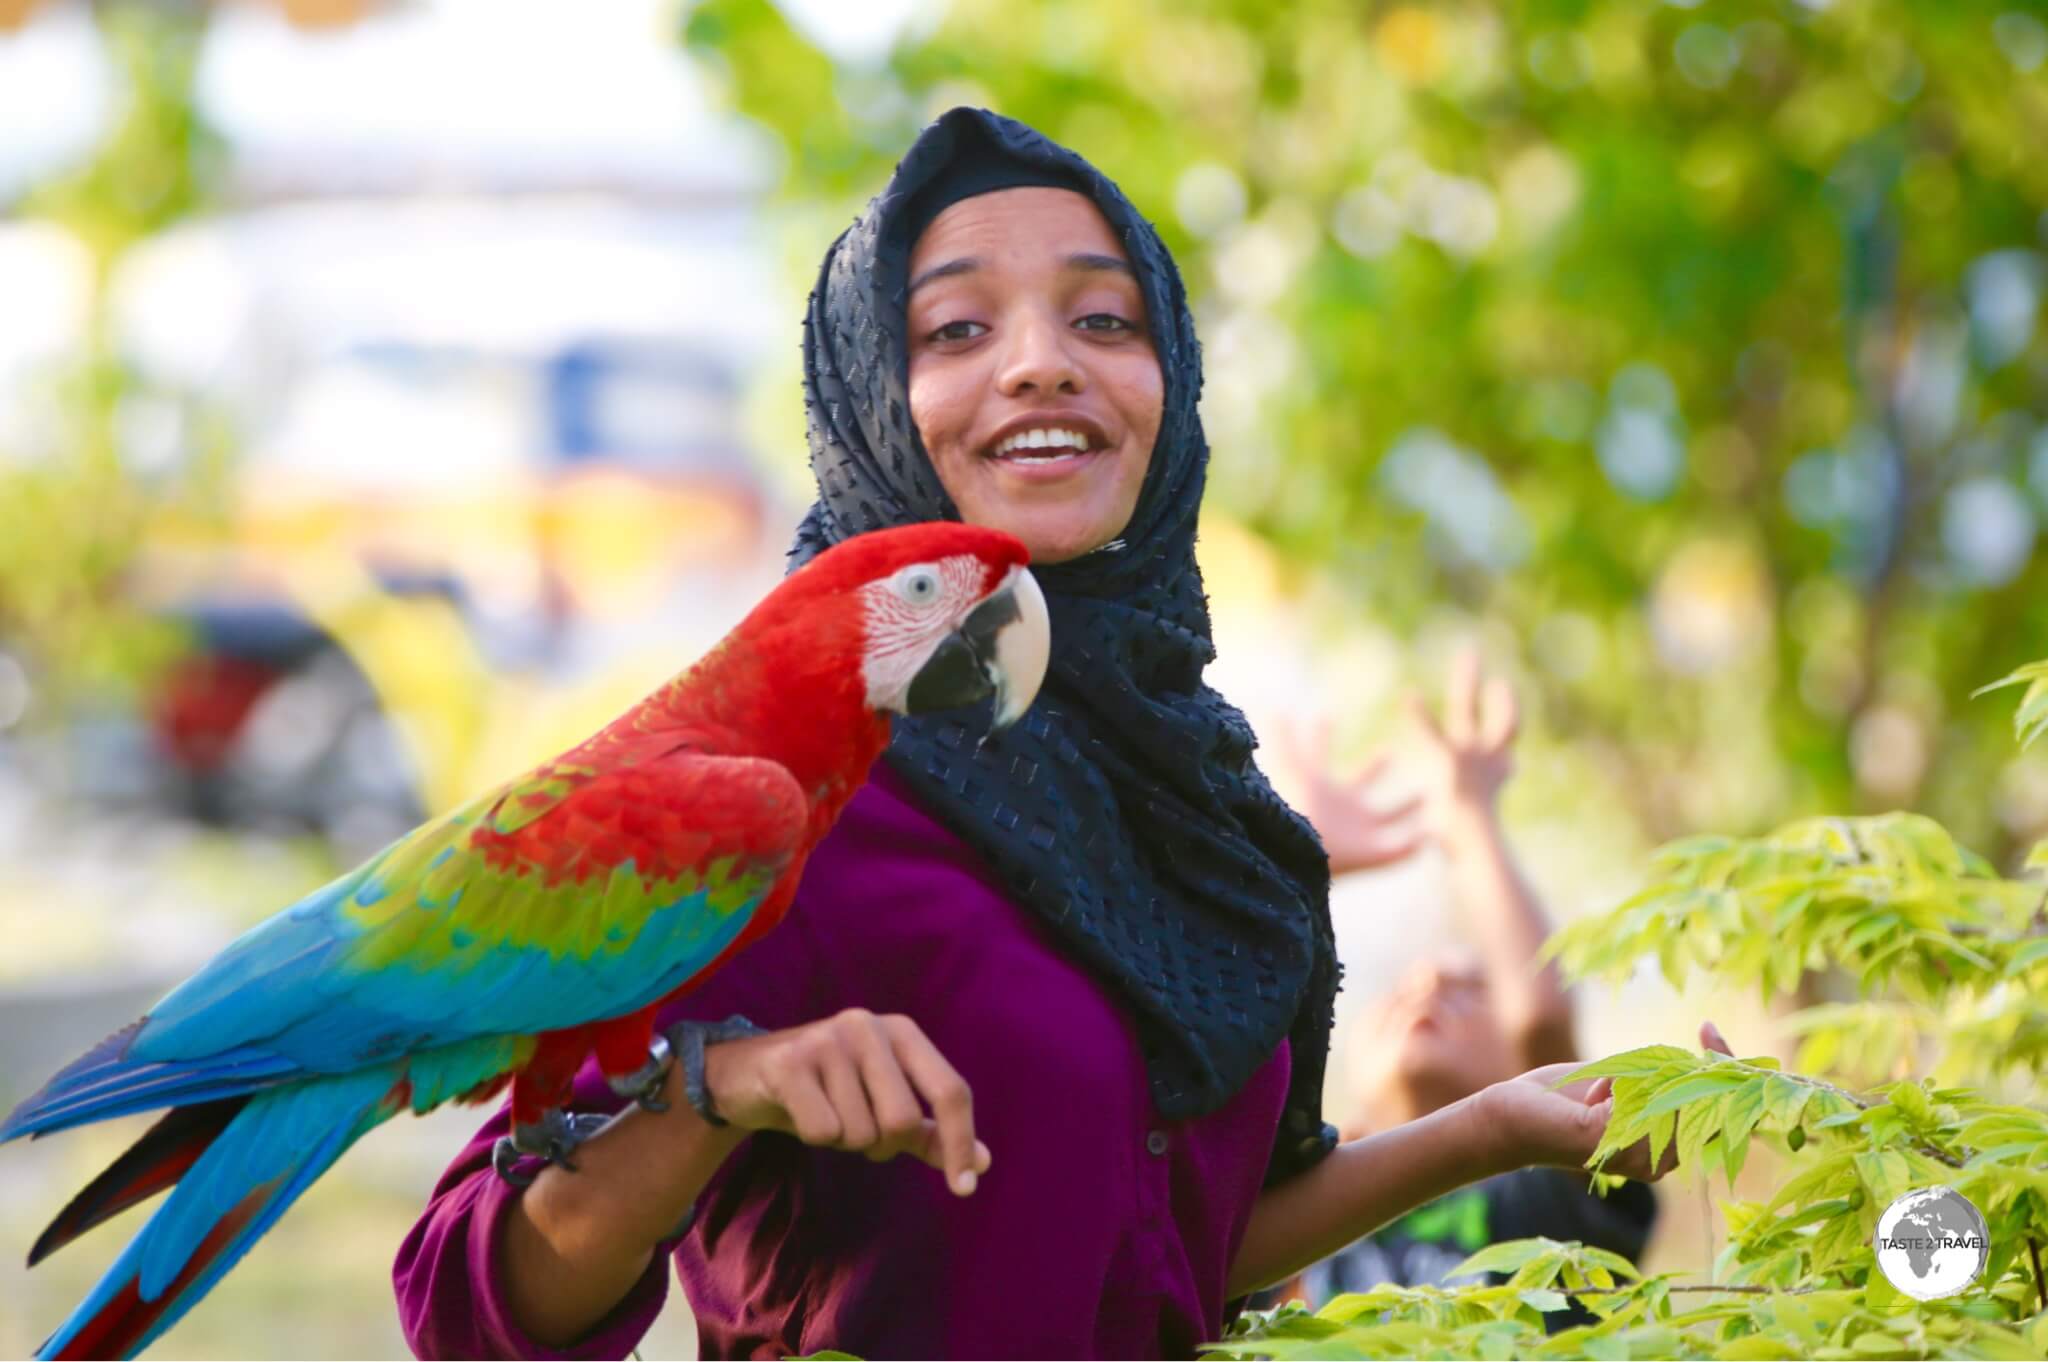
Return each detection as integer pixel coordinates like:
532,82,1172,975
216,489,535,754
2,740,810,1140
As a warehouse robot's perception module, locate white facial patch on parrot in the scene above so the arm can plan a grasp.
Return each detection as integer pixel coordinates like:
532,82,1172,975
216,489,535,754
860,554,1002,712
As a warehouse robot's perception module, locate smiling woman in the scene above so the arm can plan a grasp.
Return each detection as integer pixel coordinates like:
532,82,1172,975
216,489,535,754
395,106,1680,1362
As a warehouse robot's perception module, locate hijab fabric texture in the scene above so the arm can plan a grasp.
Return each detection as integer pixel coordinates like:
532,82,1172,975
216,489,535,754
789,106,1339,1184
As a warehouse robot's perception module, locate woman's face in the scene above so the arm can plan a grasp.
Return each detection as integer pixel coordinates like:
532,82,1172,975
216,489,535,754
906,186,1164,565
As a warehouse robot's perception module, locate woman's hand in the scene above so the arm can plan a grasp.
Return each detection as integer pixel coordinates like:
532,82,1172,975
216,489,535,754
1278,720,1426,877
1472,1020,1735,1181
1278,648,1523,877
1407,647,1519,847
703,1007,992,1197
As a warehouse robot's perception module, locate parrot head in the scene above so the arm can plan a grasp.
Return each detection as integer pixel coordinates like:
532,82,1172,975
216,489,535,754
778,522,1051,732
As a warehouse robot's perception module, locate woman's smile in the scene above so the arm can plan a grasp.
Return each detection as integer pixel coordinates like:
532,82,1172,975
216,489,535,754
979,412,1118,482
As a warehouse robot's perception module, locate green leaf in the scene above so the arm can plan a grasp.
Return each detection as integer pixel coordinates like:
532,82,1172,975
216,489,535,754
1720,1078,1770,1190
1809,1200,1871,1272
1447,1239,1558,1280
1765,1152,1859,1216
1761,1195,1859,1236
1849,1330,1903,1354
1763,1074,1813,1133
1862,1268,1904,1315
1518,1288,1570,1313
1557,1047,1699,1084
2006,937,2048,975
1795,1028,1842,1076
1646,1109,1679,1178
1853,1150,1913,1207
1316,1292,1405,1324
1576,1245,1645,1281
1885,1081,1932,1128
1640,1070,1751,1121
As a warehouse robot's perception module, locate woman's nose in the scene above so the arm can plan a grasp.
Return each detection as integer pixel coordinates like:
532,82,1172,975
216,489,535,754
995,309,1085,397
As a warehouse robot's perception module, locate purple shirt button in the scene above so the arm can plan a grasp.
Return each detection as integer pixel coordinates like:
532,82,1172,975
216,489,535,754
1146,1129,1171,1156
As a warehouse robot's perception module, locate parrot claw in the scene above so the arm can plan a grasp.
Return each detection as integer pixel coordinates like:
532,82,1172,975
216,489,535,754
492,1109,611,1186
607,1034,675,1113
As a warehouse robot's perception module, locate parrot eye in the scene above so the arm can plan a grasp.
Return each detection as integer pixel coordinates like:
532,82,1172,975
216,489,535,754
895,566,942,606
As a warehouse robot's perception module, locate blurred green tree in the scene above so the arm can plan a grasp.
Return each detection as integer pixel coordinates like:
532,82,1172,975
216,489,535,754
0,1,224,727
678,0,2048,858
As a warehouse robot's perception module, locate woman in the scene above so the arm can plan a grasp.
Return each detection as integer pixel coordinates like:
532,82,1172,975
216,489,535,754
395,107,1673,1361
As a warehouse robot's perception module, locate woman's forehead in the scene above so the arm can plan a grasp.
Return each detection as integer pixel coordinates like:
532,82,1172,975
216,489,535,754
907,186,1127,272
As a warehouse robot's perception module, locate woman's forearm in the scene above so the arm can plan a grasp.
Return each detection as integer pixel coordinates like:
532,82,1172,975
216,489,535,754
498,1061,748,1346
1228,1090,1505,1297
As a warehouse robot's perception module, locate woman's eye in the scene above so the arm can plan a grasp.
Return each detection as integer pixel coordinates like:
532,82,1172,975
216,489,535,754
928,320,985,343
1075,313,1135,333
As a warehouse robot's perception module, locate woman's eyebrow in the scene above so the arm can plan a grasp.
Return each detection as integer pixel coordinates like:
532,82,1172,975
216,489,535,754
1065,251,1134,279
907,251,1136,296
908,256,980,296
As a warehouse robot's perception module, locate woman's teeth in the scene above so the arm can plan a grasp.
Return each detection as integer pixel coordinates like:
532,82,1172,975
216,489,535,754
992,427,1094,461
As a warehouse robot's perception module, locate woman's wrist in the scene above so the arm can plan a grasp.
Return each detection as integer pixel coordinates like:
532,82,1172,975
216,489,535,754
1434,798,1504,857
521,1062,748,1256
1447,1086,1515,1181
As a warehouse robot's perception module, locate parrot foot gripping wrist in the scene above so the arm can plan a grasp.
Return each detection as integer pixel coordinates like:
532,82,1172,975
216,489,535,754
491,1109,611,1187
606,1032,675,1114
660,1015,767,1128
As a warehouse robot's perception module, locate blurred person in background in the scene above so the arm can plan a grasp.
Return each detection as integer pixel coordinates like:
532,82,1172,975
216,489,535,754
1261,652,1659,1329
396,108,1680,1361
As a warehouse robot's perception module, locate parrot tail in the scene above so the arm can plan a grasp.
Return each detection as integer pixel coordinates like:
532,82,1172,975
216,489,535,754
0,1021,300,1145
33,1069,404,1361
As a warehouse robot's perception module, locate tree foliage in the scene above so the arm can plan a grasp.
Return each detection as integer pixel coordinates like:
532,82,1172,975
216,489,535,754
0,2,225,721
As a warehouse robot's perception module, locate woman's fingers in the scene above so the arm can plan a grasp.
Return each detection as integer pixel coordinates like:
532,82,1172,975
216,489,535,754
1480,675,1518,751
885,1016,983,1195
1446,647,1481,744
816,1044,879,1151
773,1064,843,1148
1701,1020,1733,1056
1406,690,1446,749
851,1018,928,1162
719,1010,987,1195
1340,752,1397,798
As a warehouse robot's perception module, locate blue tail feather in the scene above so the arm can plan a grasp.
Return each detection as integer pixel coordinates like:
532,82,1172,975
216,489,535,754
1,1033,300,1145
33,1070,393,1360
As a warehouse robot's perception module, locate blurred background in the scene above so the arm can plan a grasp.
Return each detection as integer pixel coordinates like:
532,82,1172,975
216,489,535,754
0,0,2044,1354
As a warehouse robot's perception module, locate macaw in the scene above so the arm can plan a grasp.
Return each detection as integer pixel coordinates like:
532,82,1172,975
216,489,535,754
1,522,1049,1361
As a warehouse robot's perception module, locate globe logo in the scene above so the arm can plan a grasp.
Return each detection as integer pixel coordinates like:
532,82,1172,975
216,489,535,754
1872,1187,1989,1301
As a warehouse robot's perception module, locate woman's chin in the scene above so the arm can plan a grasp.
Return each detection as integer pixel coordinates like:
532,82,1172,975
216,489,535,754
967,496,1132,565
1013,523,1126,564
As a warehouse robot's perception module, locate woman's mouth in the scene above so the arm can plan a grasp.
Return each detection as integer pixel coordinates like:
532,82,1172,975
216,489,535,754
984,426,1109,477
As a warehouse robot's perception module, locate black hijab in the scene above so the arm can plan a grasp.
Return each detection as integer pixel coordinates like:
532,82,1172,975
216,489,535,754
789,106,1339,1184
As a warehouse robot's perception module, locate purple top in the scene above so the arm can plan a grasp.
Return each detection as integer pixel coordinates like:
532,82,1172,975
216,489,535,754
394,763,1292,1360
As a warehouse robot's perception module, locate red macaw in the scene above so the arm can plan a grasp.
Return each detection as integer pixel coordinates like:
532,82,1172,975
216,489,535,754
1,522,1049,1360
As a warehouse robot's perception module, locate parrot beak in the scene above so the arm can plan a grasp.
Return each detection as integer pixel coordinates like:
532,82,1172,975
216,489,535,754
904,566,1050,731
